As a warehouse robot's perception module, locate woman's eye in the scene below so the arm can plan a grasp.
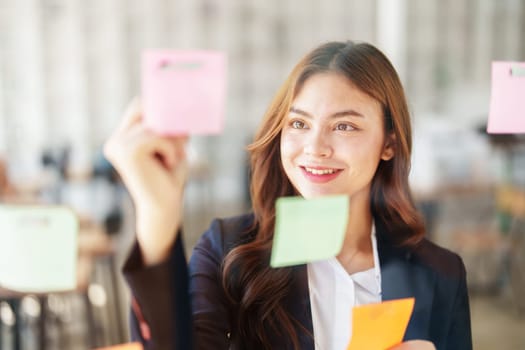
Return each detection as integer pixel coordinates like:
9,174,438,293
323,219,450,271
335,123,355,131
291,120,306,129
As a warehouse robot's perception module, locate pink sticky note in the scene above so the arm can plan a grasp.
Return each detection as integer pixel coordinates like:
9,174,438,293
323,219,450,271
487,61,525,134
142,50,227,135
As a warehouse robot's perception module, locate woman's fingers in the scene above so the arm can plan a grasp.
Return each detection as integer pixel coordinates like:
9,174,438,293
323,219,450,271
142,133,187,172
388,340,436,350
105,98,144,161
117,97,143,133
106,110,184,170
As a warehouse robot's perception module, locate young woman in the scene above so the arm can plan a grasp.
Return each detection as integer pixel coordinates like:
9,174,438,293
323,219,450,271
105,41,472,350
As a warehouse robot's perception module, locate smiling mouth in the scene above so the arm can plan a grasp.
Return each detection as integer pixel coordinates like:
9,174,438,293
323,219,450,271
299,166,343,183
304,167,336,175
302,166,343,175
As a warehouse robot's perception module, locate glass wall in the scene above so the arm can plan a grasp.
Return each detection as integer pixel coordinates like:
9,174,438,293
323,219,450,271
0,0,524,348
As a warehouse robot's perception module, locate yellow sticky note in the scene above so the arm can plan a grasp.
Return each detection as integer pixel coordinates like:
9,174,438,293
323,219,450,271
347,298,415,350
94,342,143,350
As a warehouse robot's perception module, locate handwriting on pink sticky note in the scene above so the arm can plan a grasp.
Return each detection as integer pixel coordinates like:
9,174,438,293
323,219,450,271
94,342,142,350
487,61,525,134
346,298,415,350
142,50,227,135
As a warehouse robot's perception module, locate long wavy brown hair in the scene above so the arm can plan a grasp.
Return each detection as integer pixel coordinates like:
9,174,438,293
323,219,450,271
222,41,425,349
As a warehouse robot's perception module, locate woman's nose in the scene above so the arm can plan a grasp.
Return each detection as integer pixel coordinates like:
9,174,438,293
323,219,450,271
304,130,332,158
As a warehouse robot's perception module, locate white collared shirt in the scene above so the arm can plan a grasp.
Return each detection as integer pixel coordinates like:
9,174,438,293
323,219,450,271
307,226,382,350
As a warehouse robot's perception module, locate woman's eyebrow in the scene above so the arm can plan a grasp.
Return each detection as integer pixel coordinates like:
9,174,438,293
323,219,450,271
289,106,364,118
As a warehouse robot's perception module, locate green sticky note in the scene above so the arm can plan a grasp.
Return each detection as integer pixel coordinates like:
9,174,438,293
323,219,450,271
0,205,78,293
270,195,349,268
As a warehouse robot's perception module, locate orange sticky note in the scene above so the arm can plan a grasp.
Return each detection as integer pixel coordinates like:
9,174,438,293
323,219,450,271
346,298,415,350
94,343,143,350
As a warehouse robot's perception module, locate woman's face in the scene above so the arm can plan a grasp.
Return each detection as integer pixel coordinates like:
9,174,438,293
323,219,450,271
280,72,394,200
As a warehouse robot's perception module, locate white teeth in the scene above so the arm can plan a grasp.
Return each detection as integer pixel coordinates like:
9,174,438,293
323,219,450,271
304,167,336,175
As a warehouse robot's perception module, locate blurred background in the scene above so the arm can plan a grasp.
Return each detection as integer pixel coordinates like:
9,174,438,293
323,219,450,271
0,0,524,349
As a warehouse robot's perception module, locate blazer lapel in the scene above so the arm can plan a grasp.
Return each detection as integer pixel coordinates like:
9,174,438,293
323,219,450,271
285,264,315,349
378,237,435,340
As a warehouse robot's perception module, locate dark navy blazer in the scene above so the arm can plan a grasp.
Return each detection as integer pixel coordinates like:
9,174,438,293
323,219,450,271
123,214,472,350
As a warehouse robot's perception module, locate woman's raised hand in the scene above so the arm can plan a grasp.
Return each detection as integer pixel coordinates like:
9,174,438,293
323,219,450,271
104,99,189,265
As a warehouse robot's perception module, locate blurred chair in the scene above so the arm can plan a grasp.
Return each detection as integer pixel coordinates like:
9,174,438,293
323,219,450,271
452,228,505,293
447,186,505,293
496,185,525,314
77,219,126,348
451,185,525,316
